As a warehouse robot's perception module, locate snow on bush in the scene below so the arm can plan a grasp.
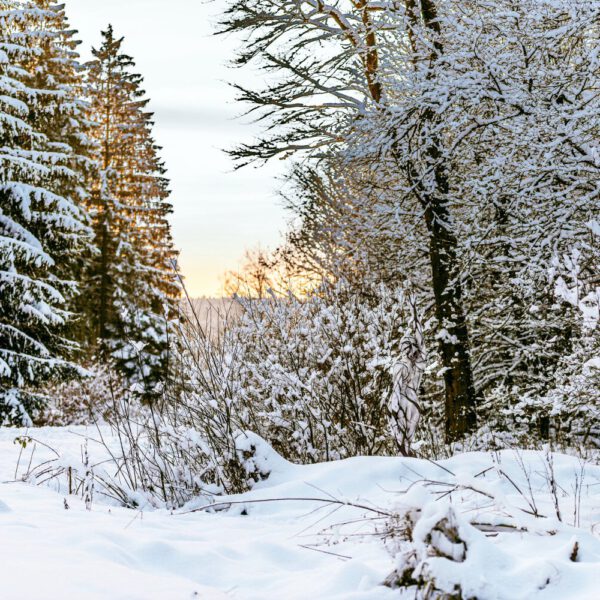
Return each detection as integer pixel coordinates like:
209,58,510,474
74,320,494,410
58,279,426,507
231,279,425,461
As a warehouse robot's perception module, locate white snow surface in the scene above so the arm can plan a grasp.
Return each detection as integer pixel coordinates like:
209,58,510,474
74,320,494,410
1,426,600,599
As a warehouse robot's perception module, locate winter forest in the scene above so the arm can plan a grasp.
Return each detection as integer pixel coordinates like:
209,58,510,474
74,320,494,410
0,1,599,598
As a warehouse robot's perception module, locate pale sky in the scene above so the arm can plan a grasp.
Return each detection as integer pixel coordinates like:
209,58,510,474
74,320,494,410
67,0,286,297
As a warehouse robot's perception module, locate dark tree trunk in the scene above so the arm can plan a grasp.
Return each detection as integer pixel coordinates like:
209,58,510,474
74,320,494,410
402,139,480,441
404,0,479,442
423,187,479,442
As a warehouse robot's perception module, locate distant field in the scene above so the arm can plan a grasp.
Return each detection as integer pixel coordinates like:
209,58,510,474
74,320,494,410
179,297,243,338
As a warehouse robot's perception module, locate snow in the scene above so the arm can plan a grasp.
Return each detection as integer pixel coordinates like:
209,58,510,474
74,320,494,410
1,426,600,599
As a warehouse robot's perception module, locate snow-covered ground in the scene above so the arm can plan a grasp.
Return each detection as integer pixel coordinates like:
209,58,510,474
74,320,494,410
1,426,599,599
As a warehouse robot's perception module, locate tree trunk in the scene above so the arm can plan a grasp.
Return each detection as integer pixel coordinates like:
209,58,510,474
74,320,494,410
424,188,479,441
402,140,479,441
404,0,479,441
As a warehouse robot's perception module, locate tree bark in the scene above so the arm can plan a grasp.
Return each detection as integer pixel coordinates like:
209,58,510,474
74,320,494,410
405,0,479,441
423,179,478,441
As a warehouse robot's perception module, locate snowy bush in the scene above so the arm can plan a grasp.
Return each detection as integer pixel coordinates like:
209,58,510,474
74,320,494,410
231,279,424,462
380,451,595,598
85,300,259,506
542,240,600,447
89,280,427,506
469,238,600,451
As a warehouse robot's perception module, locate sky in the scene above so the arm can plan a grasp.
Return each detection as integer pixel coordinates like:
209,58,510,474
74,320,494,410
67,0,287,298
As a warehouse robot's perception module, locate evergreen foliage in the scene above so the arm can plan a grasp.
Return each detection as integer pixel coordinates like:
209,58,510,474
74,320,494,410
0,0,91,424
82,26,179,398
0,7,178,421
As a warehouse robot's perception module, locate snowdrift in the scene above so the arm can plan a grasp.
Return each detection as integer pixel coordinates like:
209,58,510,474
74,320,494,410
0,426,599,599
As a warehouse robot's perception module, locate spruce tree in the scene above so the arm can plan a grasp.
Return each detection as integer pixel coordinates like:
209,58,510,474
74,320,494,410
21,0,97,335
84,26,179,398
0,1,91,424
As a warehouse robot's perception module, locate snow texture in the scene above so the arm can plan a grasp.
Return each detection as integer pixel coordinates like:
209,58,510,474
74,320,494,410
1,426,599,599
